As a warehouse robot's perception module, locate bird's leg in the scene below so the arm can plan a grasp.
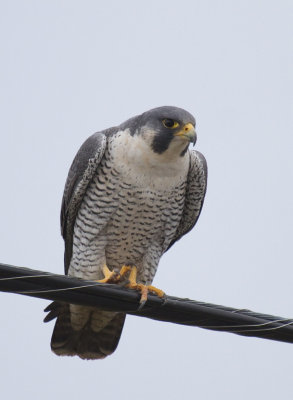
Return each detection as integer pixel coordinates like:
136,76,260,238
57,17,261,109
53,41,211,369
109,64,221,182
116,265,132,280
97,264,131,284
126,266,165,305
97,265,164,305
97,265,116,283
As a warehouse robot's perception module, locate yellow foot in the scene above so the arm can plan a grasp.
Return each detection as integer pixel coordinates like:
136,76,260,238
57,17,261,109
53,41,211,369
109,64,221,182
126,266,164,304
97,264,132,284
117,265,132,280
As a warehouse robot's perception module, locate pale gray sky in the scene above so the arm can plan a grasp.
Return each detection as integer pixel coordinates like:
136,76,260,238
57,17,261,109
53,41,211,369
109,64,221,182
1,1,293,399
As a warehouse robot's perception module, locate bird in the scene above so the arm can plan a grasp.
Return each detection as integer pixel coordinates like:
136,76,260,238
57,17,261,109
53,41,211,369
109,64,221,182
44,106,207,360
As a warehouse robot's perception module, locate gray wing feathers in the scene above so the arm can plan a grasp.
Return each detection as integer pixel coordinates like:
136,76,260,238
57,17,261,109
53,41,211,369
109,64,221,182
166,150,207,251
61,132,108,273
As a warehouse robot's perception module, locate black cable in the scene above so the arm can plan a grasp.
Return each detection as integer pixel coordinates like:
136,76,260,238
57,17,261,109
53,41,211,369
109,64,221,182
0,262,292,344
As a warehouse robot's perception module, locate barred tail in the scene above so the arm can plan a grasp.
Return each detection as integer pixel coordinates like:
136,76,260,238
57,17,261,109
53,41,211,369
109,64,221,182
44,302,125,360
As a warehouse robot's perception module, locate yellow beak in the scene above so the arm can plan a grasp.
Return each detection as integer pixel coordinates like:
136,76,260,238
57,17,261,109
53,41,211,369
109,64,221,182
174,123,197,145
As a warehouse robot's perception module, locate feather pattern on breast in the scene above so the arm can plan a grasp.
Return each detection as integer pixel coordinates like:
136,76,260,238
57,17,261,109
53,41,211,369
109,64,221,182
45,106,207,359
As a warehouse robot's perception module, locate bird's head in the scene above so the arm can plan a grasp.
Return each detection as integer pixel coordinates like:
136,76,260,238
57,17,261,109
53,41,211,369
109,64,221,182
122,106,196,158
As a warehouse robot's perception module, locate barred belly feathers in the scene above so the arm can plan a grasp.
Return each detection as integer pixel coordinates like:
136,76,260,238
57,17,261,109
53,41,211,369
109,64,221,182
45,106,207,359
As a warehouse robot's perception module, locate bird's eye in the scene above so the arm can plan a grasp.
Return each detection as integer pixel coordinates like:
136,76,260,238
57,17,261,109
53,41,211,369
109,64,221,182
162,119,179,129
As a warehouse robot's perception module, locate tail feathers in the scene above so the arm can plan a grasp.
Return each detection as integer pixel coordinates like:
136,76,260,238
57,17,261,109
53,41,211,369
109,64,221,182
44,302,126,360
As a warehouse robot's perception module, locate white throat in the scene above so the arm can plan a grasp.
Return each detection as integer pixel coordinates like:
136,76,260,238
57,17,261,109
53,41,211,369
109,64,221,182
110,129,190,188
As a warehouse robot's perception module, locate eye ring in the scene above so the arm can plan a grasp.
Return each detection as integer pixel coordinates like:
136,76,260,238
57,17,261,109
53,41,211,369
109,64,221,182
162,118,179,129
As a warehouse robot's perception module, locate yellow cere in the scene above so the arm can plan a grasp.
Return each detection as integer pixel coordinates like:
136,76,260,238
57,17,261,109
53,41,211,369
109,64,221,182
175,122,194,136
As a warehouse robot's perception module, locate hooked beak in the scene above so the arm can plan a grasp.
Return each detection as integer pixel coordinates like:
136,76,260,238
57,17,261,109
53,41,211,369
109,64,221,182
174,123,197,146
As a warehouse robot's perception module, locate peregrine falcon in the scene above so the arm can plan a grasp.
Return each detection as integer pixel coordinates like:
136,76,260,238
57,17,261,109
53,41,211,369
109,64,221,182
45,106,207,359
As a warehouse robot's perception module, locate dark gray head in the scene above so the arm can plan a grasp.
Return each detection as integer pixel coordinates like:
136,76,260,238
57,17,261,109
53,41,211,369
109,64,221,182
120,106,196,156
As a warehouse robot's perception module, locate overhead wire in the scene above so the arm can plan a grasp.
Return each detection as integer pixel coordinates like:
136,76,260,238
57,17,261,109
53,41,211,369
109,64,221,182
1,262,293,344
